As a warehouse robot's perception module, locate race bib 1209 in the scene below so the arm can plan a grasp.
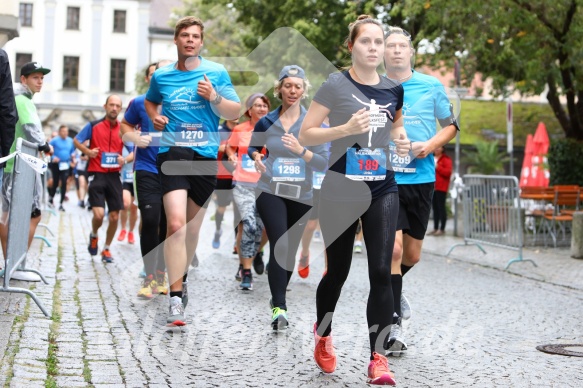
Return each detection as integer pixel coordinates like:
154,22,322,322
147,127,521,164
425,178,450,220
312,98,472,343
388,143,416,173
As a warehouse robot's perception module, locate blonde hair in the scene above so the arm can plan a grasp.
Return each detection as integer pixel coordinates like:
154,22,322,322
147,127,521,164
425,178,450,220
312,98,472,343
273,78,312,100
385,26,416,67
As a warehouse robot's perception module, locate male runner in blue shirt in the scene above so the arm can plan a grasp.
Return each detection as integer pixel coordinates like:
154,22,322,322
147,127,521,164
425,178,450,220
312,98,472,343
384,26,459,355
145,16,240,326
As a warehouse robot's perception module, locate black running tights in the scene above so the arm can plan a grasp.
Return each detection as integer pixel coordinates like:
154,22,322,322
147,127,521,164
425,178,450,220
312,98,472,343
139,202,167,276
316,192,398,355
256,192,312,311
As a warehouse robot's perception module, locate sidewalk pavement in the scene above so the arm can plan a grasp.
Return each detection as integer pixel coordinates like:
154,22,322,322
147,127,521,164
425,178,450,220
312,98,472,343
424,220,583,292
0,197,582,387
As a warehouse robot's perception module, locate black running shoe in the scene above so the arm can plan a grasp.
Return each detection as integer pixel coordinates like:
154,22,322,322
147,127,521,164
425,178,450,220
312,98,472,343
253,251,265,275
235,264,243,281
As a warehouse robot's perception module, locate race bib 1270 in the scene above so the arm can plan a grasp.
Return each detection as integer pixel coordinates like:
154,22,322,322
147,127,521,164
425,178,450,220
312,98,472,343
174,123,209,147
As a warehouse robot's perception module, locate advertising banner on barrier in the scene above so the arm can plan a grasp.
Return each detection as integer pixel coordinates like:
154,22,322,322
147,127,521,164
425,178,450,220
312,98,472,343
0,151,47,174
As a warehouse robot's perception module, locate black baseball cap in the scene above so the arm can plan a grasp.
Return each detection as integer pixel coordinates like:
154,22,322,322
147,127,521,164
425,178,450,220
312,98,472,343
21,62,51,77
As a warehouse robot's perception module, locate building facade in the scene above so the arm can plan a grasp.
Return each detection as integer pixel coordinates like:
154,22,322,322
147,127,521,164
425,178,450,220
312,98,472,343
2,0,179,132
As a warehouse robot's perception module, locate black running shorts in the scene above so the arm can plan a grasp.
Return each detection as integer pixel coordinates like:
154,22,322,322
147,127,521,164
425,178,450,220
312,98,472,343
157,150,217,208
135,170,163,206
88,172,124,211
396,183,434,240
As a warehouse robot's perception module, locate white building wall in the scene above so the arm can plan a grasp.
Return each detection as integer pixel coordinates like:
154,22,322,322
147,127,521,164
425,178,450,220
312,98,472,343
3,0,155,130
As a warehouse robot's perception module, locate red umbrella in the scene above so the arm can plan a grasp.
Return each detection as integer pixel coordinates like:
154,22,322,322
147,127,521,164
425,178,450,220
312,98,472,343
520,134,534,187
531,122,550,187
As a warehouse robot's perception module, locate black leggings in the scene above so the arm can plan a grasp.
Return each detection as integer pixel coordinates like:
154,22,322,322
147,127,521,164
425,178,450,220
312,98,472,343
49,164,69,204
432,190,447,231
316,192,399,355
138,202,167,276
256,191,312,311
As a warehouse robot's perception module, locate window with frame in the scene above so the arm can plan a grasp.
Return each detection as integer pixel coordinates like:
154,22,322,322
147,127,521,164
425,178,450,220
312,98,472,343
113,10,126,33
66,7,80,30
19,3,33,27
14,53,33,82
110,59,126,92
63,56,80,89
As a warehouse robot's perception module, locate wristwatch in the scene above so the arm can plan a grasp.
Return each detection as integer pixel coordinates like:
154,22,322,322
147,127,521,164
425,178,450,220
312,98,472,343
211,93,223,105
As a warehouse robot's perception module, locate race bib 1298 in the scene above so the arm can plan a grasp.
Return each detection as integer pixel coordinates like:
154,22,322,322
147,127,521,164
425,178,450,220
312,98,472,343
272,157,306,182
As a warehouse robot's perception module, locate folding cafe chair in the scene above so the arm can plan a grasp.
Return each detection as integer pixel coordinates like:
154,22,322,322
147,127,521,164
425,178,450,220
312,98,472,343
541,185,580,248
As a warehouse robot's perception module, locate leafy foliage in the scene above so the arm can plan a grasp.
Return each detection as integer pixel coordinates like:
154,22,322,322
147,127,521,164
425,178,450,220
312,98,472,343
462,140,511,175
548,138,583,185
404,0,583,140
134,65,150,95
175,0,583,142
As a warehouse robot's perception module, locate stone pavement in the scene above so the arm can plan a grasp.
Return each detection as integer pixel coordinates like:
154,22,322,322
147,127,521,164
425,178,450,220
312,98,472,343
0,198,582,387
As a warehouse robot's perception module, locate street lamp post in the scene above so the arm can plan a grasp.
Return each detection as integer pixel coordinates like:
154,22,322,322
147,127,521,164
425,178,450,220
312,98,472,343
452,86,468,237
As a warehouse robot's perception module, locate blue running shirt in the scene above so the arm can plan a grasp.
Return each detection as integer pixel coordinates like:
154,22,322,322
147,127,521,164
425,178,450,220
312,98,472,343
393,70,452,184
146,58,240,159
123,95,159,174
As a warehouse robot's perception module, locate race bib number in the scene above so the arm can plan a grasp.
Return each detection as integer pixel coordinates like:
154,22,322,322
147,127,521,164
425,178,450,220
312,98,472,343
345,148,387,181
58,161,69,171
312,171,325,190
101,152,119,168
389,143,416,173
174,123,209,146
122,169,133,182
241,154,256,173
272,157,306,182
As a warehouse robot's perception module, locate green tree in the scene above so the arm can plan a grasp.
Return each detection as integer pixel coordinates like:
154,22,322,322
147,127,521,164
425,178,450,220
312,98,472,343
390,0,583,140
134,65,150,95
202,0,351,66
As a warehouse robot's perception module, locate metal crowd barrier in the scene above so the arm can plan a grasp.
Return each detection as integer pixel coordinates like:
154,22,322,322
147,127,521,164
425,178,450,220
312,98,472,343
1,138,50,317
35,155,55,247
446,174,537,269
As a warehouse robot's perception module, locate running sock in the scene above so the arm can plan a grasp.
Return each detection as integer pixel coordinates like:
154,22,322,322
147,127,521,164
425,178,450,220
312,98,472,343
170,291,182,299
391,274,402,321
242,269,252,275
215,211,224,231
401,264,413,276
183,273,188,283
90,232,97,238
103,244,110,251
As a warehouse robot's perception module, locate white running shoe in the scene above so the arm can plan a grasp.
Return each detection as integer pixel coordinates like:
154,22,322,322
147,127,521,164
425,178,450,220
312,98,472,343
401,293,412,320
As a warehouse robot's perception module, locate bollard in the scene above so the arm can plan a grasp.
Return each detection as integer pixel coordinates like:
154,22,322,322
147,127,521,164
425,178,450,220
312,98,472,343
571,212,583,259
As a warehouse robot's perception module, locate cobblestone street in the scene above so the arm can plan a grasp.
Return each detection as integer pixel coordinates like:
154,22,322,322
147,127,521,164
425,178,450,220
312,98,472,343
1,201,582,387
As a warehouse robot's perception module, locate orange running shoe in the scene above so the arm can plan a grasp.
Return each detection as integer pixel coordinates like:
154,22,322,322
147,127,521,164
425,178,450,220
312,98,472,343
127,231,135,244
313,322,336,374
367,352,396,385
298,253,310,278
117,229,127,242
88,234,98,255
101,249,114,263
